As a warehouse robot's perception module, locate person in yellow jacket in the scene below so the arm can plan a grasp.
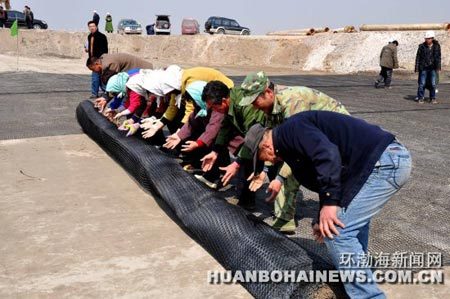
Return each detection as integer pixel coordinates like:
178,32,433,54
141,66,234,138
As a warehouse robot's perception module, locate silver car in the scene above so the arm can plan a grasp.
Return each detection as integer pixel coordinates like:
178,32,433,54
117,19,142,35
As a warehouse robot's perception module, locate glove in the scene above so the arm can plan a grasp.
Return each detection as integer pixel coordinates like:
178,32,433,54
125,123,140,137
141,116,158,123
141,119,164,139
118,119,134,131
140,117,159,130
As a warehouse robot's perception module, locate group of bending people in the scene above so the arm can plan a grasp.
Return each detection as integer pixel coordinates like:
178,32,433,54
91,53,412,299
91,53,349,235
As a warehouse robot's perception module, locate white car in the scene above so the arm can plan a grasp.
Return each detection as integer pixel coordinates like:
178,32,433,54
154,15,171,35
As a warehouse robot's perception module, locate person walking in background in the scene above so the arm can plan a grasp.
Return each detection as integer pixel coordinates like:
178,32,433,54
0,5,7,28
374,39,399,89
86,20,108,98
105,13,113,33
92,10,100,26
24,5,34,29
415,30,441,104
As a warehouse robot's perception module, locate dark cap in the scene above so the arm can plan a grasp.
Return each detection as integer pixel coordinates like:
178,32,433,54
244,124,268,175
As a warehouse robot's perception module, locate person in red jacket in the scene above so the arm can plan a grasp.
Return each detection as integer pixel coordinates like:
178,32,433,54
104,72,147,136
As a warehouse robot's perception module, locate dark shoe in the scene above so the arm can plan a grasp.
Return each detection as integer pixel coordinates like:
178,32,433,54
89,94,98,99
237,197,256,211
374,81,379,88
272,218,296,234
415,97,424,104
218,183,234,192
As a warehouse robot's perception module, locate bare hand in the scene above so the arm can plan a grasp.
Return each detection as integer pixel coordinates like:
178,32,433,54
247,171,266,192
265,179,282,203
142,126,159,139
163,133,181,149
312,224,324,243
319,205,345,239
201,151,218,172
181,140,199,152
219,162,240,186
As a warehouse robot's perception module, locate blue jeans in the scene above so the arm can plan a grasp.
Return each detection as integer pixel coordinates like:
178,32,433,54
324,141,412,299
91,71,104,97
417,69,436,99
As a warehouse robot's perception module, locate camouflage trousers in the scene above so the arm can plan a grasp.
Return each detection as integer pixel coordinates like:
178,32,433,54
274,174,302,221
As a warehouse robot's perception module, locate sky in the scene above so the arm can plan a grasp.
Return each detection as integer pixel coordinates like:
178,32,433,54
6,0,450,35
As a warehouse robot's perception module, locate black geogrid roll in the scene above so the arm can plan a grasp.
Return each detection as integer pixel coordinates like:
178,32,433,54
76,100,343,298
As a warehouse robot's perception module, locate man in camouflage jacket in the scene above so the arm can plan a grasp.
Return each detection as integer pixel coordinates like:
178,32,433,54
238,71,350,233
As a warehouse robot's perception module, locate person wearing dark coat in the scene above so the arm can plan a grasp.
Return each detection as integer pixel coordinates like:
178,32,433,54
374,39,399,89
24,5,34,29
415,30,441,104
244,111,411,299
86,20,108,98
92,10,100,26
0,5,8,28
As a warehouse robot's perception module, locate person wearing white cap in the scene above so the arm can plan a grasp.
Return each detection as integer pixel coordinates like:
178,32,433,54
140,66,234,139
414,30,441,104
374,38,399,89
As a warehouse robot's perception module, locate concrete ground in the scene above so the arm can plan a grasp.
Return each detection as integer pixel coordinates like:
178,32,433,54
0,135,250,298
0,71,449,298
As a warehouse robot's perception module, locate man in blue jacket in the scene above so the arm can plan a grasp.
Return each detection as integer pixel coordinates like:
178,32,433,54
244,111,412,298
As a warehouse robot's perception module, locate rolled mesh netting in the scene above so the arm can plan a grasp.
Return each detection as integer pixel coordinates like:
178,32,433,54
76,100,346,298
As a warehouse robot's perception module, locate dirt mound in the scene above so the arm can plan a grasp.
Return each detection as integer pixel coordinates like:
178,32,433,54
0,29,448,74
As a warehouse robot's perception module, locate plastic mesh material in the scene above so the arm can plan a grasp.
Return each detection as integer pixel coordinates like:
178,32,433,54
76,100,346,298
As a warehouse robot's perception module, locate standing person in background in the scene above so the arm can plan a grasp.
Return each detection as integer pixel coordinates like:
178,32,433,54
415,30,441,104
92,10,100,26
86,20,108,98
374,39,399,89
105,13,113,33
0,5,7,28
24,5,34,29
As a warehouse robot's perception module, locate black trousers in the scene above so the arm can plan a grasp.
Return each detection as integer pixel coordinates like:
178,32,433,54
376,67,393,87
235,159,256,205
26,18,33,29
